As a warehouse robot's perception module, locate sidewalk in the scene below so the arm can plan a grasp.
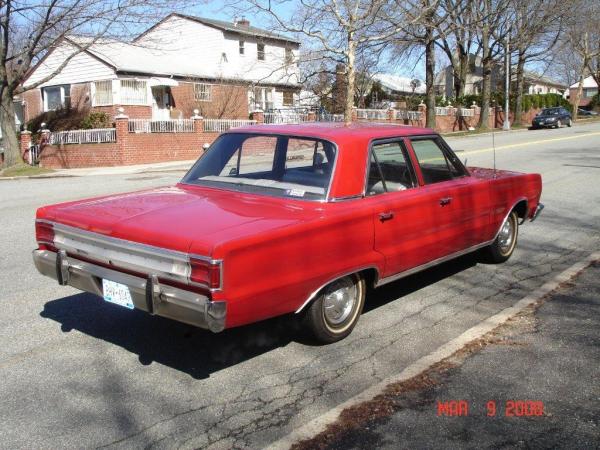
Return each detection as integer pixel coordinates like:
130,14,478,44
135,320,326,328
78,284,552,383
293,261,600,449
51,159,196,177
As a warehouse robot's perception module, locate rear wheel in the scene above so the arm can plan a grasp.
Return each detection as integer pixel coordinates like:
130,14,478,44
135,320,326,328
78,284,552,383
302,274,365,344
481,211,519,263
567,118,573,127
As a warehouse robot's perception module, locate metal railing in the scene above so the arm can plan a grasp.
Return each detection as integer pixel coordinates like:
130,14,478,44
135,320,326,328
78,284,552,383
457,108,475,117
49,128,117,145
264,112,310,124
128,119,195,133
395,110,422,121
317,113,345,122
435,107,454,116
356,108,388,120
203,119,257,133
28,144,40,165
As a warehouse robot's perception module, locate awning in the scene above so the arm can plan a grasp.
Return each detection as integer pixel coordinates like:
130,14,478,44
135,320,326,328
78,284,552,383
148,77,179,87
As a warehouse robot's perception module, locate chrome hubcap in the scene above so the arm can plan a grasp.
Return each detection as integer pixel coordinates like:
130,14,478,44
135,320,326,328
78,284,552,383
498,216,514,254
323,278,357,325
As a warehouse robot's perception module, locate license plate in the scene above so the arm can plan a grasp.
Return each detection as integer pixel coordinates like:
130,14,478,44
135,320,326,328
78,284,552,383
102,279,134,310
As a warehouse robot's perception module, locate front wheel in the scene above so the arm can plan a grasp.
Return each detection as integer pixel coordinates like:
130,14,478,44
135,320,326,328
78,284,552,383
567,118,573,127
302,274,365,344
481,211,519,263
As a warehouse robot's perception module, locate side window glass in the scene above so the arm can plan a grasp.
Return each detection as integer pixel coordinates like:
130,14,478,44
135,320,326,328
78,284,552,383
411,139,463,185
367,141,415,195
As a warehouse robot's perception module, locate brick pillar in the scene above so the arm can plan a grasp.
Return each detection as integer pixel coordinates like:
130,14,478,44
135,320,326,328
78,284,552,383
251,109,264,124
417,102,426,126
115,108,129,166
307,111,317,122
192,110,204,133
20,131,31,160
351,107,358,122
387,108,396,122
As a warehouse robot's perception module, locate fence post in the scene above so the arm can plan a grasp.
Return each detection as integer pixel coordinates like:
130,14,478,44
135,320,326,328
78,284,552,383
251,109,264,124
351,107,358,122
192,109,204,133
307,111,317,122
115,107,129,165
20,130,31,160
387,108,395,122
417,102,426,126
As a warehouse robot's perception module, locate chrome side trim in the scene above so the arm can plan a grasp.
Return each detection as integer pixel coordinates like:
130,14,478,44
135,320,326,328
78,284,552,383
295,266,380,314
376,240,492,287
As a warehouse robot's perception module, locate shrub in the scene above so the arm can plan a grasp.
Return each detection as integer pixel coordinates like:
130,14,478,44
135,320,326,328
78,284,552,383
589,93,600,111
80,112,111,129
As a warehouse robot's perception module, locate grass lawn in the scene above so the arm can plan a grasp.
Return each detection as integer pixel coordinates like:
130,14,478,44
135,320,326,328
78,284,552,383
0,164,54,178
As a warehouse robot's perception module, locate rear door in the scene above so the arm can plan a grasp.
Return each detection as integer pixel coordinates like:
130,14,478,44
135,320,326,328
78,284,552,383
407,136,491,255
366,139,450,277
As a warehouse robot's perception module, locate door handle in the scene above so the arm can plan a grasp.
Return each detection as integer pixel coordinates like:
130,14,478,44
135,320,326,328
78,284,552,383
379,211,395,222
439,197,452,206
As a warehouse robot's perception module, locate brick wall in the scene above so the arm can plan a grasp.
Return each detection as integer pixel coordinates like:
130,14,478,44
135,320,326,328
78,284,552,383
38,116,219,169
22,89,42,122
170,82,249,119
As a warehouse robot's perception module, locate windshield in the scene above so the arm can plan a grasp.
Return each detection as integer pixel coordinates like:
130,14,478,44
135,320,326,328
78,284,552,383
540,108,560,116
181,133,336,201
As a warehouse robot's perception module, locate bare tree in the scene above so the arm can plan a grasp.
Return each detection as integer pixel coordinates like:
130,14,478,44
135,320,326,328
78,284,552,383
474,0,511,130
564,1,600,119
509,0,565,126
436,0,480,101
232,0,431,123
0,0,189,168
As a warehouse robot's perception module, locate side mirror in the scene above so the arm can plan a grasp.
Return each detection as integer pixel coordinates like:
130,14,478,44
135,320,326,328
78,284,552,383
229,167,238,176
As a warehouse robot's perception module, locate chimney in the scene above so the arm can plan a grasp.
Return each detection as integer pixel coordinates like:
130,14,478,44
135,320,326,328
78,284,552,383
236,17,250,29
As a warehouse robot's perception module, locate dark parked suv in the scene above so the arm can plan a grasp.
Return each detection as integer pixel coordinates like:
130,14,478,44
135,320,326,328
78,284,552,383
531,107,572,129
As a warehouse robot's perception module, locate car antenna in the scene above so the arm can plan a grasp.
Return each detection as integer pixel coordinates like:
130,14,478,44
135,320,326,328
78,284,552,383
492,117,497,178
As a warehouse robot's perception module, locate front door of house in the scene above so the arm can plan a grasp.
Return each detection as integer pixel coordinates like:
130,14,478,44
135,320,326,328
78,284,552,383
151,86,170,120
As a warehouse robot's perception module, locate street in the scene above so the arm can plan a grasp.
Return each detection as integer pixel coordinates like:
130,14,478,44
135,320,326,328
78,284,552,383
1,122,599,449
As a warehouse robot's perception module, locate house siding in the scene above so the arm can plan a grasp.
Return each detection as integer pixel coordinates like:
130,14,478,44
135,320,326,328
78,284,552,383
25,43,116,88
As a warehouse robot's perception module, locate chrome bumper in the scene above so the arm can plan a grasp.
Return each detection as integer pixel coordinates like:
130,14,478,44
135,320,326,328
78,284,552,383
530,203,544,222
32,249,226,332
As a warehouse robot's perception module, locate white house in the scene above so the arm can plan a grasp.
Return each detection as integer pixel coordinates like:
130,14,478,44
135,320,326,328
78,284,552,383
22,14,301,122
568,76,598,107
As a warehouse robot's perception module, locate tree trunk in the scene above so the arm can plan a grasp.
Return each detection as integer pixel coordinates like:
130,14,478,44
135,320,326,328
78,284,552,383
514,53,525,126
344,38,356,124
425,26,436,128
572,73,585,121
478,31,492,130
457,50,469,100
0,86,21,168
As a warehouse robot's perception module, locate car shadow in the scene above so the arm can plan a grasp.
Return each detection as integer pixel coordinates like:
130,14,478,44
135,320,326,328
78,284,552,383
40,254,479,379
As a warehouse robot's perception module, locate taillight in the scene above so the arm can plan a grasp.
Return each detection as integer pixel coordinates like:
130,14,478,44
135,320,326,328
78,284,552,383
190,257,221,290
36,221,56,251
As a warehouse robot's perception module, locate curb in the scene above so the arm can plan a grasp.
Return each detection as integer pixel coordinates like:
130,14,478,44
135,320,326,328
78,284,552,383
0,174,77,181
267,251,600,450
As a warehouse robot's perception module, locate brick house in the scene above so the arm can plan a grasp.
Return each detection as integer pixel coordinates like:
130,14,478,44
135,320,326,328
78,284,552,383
568,76,598,108
22,14,301,124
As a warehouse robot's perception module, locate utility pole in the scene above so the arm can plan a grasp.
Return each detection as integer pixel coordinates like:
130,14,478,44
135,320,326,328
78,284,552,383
503,30,511,131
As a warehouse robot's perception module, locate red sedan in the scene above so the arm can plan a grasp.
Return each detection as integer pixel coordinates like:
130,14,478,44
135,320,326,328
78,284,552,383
33,123,543,343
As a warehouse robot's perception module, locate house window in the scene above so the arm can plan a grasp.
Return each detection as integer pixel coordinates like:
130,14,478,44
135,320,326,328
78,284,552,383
194,83,212,101
42,85,70,111
93,80,113,106
584,88,598,98
257,43,265,61
285,48,293,64
251,87,273,111
120,79,147,105
283,91,294,106
221,52,228,63
239,41,245,55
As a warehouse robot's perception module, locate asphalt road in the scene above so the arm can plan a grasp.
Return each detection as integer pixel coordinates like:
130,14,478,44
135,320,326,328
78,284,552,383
304,261,600,449
1,122,599,449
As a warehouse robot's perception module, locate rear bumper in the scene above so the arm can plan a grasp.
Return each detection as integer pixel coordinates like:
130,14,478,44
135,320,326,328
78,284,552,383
32,249,226,332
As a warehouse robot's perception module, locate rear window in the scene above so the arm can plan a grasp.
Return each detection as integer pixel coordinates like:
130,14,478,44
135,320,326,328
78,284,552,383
182,133,336,201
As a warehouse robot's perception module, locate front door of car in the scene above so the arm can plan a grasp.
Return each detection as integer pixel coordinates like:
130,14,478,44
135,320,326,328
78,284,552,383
366,139,452,278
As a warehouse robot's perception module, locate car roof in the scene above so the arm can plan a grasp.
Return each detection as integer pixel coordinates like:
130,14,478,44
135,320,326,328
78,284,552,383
228,122,436,143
